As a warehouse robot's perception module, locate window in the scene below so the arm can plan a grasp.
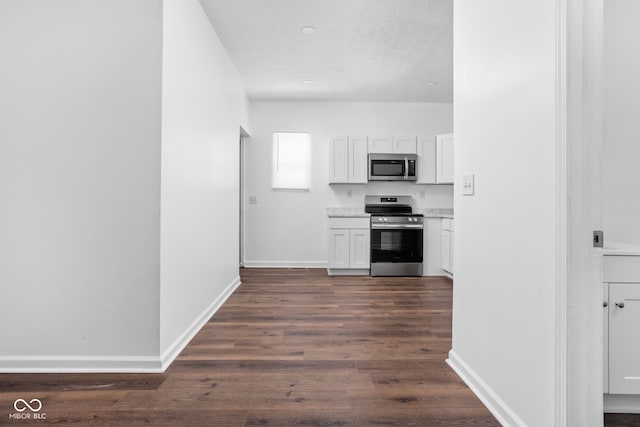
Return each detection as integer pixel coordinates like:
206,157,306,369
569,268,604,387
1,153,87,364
272,132,311,190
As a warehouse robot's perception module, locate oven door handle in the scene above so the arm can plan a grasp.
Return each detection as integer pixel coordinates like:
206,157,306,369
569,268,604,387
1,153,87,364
371,224,424,230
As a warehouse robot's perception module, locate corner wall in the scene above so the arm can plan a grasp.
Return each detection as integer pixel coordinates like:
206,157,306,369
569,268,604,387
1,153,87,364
0,0,163,370
450,1,558,425
159,0,250,362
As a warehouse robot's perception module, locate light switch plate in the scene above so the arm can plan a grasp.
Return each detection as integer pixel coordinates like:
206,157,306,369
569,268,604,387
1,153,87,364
463,174,475,196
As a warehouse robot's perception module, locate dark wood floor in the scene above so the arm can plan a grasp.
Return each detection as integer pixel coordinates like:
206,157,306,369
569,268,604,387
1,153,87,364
0,268,633,425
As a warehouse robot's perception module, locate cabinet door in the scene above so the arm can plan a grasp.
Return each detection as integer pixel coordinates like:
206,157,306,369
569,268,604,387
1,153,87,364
436,133,454,184
329,135,349,183
609,283,640,394
368,136,393,153
441,228,451,273
416,136,436,184
603,282,609,394
393,136,417,154
349,135,369,183
328,229,350,269
450,230,454,275
350,229,370,269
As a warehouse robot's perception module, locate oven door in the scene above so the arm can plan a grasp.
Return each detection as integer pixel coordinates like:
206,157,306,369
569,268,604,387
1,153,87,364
370,225,423,264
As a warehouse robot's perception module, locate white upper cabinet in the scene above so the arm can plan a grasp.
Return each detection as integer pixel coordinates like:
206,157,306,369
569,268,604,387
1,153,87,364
392,136,417,154
436,133,454,184
329,135,368,184
368,136,417,154
329,135,349,183
368,136,393,153
348,135,368,183
416,136,436,184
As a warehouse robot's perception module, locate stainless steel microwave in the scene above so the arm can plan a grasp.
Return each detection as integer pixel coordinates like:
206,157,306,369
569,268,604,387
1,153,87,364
368,153,417,181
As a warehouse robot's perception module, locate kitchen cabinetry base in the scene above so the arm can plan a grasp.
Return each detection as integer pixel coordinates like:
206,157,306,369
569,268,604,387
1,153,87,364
327,268,370,276
604,394,640,414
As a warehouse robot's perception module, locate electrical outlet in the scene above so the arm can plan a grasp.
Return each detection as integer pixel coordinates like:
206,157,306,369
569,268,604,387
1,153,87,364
347,190,352,198
463,174,475,196
248,196,258,204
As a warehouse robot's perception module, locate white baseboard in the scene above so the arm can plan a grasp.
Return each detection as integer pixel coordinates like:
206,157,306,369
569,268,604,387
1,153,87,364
327,269,370,276
447,349,527,427
243,260,327,268
604,394,640,413
0,276,242,374
0,355,163,373
159,275,241,371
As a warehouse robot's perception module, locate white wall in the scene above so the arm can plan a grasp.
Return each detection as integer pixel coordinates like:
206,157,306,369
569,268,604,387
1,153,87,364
0,0,163,367
604,0,640,245
160,0,250,358
451,1,558,425
245,101,452,267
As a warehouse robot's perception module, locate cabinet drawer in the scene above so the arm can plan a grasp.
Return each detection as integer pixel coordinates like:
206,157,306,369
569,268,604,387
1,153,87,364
329,217,370,229
604,256,640,283
442,218,452,231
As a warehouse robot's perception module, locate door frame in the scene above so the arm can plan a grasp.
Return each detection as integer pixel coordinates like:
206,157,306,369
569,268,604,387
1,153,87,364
557,0,604,425
239,127,250,268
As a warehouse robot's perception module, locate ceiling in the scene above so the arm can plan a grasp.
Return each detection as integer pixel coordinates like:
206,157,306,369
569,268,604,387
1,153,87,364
199,0,453,103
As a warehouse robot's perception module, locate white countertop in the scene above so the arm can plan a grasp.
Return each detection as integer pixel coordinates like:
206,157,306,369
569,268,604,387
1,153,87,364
327,207,453,219
326,208,370,218
601,242,640,256
417,208,454,219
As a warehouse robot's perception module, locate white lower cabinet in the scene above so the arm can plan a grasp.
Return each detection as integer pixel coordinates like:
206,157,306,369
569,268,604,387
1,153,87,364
328,217,370,275
441,219,454,275
604,255,640,404
328,229,350,269
607,282,640,394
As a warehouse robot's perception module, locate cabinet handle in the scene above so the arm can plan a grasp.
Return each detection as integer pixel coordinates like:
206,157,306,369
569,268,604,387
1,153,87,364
615,301,625,309
603,301,608,308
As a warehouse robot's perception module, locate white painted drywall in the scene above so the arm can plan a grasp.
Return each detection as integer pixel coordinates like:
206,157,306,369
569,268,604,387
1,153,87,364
244,101,453,267
604,0,640,245
452,1,558,425
160,0,250,356
0,0,163,362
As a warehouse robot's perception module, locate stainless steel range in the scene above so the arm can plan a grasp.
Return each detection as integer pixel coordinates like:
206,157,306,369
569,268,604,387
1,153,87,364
365,195,424,277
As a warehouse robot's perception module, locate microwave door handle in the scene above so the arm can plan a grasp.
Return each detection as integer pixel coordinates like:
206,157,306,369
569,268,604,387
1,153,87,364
404,157,408,180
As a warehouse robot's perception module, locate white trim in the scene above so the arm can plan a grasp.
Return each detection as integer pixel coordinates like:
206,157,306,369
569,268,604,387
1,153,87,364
243,260,327,268
327,269,370,276
159,275,241,371
555,0,568,425
0,355,162,373
446,350,527,427
0,276,242,374
604,394,640,414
